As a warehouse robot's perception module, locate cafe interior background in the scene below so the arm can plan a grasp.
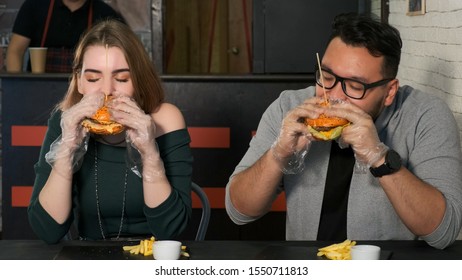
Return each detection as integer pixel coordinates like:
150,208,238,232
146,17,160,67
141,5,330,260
0,0,461,241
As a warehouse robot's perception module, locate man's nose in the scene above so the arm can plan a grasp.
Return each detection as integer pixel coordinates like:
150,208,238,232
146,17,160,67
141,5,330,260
327,81,347,101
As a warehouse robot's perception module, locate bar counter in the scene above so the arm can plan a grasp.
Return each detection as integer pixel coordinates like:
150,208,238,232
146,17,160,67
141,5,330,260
1,240,462,260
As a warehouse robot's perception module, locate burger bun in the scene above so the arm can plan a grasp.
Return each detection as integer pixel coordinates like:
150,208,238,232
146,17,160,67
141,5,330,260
81,105,125,135
305,114,350,141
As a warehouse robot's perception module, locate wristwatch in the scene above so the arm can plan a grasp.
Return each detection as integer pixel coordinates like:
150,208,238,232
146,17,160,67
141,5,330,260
369,149,402,177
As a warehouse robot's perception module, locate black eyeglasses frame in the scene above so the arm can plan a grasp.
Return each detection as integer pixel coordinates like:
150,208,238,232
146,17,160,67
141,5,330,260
315,67,394,100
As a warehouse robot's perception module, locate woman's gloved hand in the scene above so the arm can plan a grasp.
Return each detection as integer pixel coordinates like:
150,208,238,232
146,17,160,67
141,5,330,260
45,92,105,176
61,92,105,145
108,94,166,181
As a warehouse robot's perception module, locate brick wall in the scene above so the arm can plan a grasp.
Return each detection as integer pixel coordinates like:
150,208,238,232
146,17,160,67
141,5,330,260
371,0,381,18
389,0,462,145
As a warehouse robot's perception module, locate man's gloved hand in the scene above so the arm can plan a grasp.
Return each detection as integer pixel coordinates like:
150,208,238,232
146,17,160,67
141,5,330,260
327,102,388,167
271,97,324,174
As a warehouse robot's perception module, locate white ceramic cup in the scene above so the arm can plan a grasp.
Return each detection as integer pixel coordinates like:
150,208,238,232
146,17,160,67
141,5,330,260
350,245,381,260
29,47,48,73
153,240,182,260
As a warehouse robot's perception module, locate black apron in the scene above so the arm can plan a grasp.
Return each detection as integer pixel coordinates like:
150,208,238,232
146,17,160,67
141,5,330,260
41,0,93,73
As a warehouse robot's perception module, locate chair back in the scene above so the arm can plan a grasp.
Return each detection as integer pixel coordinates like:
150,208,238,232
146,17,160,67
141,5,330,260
191,182,211,241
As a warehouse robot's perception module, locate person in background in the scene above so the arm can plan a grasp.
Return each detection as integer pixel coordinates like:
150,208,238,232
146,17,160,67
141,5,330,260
29,19,193,244
226,13,462,250
6,0,124,73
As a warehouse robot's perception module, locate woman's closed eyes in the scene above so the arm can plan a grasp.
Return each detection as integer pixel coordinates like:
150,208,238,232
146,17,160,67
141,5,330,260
84,70,131,83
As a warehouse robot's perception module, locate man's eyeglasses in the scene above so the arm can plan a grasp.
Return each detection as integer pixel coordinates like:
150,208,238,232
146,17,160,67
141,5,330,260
315,67,393,100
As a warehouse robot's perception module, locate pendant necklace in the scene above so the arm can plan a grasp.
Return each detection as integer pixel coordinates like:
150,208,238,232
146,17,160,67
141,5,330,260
94,143,128,240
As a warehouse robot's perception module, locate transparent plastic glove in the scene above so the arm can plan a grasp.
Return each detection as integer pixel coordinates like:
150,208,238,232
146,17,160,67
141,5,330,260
61,92,105,142
126,138,142,178
271,140,311,174
126,138,165,181
270,99,321,174
108,95,166,182
45,134,89,175
330,102,389,171
45,93,104,176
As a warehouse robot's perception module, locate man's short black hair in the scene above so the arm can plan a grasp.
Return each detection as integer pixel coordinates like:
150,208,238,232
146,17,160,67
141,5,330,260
328,13,402,78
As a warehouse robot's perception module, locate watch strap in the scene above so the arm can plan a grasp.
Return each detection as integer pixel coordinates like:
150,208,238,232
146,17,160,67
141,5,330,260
369,149,401,178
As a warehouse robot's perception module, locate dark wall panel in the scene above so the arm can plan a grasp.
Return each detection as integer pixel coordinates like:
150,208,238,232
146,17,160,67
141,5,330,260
253,0,366,74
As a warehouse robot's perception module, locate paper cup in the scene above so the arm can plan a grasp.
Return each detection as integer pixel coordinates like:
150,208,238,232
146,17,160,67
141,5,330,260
153,240,182,260
29,47,48,73
350,245,381,260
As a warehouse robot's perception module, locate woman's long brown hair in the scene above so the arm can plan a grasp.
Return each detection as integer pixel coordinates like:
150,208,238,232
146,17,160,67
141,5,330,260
57,19,164,114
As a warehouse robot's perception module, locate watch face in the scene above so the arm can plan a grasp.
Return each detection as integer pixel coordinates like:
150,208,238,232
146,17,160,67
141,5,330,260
386,150,402,170
369,149,402,177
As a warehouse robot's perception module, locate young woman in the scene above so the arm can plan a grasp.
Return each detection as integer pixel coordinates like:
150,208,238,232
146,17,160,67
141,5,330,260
29,19,193,244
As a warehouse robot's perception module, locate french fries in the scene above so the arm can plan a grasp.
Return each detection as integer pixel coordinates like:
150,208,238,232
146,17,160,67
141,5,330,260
123,236,155,256
122,236,189,258
317,239,356,260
